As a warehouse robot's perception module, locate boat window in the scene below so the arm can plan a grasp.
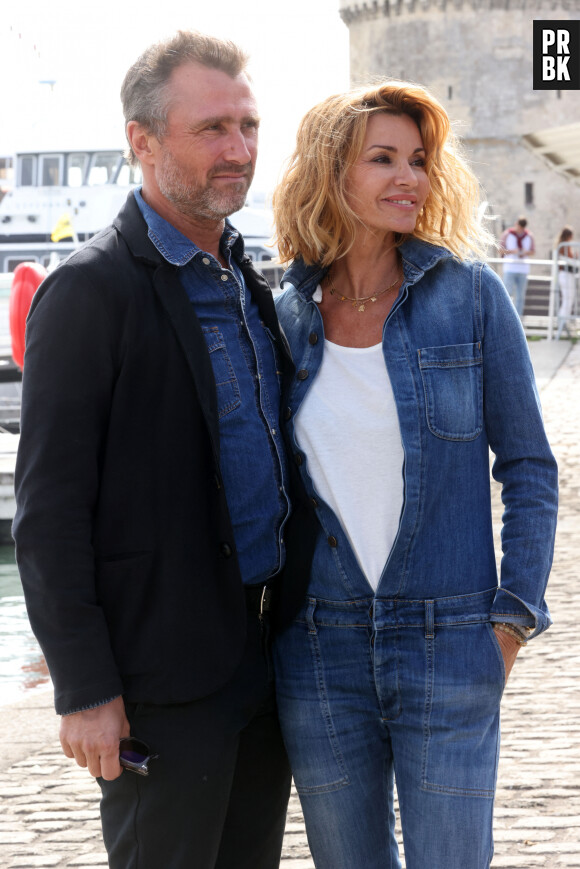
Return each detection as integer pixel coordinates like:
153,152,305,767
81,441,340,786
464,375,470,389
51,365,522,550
66,153,89,187
40,155,64,187
116,163,143,186
7,256,37,271
88,152,122,186
19,156,37,187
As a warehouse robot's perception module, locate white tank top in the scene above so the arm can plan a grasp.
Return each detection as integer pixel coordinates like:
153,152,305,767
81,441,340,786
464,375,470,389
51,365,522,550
295,339,404,591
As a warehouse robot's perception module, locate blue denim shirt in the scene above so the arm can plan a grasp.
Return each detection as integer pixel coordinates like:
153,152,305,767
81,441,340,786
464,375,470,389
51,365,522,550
135,190,289,584
276,238,558,638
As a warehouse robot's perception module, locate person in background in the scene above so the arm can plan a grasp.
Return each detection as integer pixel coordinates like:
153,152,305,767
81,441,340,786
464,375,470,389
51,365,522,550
501,216,535,316
13,30,314,869
270,80,558,868
555,225,577,340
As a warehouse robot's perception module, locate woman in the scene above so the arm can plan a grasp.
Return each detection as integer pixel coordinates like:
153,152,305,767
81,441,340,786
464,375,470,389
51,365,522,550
555,225,577,339
271,81,558,869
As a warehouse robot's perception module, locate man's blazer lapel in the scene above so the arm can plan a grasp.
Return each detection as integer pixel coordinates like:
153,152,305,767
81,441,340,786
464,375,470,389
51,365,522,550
152,263,221,459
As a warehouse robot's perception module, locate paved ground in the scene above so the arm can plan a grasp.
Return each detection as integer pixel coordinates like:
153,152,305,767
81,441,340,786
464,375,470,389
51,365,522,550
0,337,578,868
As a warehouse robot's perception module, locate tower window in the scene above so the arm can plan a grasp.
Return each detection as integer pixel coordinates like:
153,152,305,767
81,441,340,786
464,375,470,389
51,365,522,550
525,183,534,206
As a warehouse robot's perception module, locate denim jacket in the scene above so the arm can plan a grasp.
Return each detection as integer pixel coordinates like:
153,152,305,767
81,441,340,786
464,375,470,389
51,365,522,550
276,238,558,639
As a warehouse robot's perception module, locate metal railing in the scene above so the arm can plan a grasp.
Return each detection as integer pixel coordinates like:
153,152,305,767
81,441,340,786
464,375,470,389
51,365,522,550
487,257,555,337
3,250,578,340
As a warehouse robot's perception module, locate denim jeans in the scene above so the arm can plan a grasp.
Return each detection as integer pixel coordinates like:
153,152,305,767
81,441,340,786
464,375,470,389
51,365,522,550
274,588,504,869
502,270,528,316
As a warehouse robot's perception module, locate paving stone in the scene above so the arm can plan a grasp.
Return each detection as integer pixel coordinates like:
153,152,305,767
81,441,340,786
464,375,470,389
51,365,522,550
0,832,36,843
43,831,100,843
9,859,63,868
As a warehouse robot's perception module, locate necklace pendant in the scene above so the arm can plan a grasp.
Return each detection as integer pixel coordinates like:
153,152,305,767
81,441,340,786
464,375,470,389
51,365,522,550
358,303,366,312
351,300,358,309
370,296,377,303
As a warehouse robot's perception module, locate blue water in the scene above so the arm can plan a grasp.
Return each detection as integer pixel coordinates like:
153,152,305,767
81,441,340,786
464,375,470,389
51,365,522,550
0,545,51,704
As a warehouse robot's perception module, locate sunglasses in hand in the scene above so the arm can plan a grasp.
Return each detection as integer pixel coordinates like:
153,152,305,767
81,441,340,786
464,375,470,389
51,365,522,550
119,737,159,776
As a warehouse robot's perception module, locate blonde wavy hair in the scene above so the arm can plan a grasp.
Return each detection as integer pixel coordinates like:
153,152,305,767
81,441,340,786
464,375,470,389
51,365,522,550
272,80,492,266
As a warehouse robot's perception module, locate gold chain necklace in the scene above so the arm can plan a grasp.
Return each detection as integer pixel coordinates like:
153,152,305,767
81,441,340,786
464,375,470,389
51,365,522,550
326,268,402,313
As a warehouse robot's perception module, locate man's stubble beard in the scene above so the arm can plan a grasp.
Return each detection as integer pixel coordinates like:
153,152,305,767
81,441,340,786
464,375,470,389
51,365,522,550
157,149,253,223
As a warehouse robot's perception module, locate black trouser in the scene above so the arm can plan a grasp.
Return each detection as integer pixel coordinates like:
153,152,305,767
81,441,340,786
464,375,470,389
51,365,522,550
98,606,291,869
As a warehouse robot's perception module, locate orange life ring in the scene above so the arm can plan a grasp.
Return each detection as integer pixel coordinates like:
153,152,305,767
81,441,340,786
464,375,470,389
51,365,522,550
9,262,47,369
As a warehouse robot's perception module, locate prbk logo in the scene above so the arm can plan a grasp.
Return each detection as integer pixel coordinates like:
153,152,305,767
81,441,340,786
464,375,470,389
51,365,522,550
533,20,580,89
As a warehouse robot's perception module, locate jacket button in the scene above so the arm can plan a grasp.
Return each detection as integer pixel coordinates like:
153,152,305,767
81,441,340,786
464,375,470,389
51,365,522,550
309,332,318,345
220,543,233,557
284,407,292,421
310,497,319,509
327,535,338,548
297,369,309,381
294,453,303,466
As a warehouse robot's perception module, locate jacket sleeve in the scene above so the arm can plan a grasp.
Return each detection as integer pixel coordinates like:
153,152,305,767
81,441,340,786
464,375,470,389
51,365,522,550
13,260,125,713
479,264,558,638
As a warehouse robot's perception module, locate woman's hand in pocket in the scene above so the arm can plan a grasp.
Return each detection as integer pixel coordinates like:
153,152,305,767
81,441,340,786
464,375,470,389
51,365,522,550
493,626,521,684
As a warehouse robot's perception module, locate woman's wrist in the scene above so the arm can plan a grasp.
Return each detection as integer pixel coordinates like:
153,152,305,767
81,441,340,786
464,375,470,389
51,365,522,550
492,622,529,646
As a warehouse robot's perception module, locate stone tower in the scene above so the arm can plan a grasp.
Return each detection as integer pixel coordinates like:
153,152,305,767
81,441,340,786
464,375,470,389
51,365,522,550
339,1,580,257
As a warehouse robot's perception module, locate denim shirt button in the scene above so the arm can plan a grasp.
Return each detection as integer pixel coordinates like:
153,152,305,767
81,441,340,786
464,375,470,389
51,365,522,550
297,368,309,381
308,332,318,345
310,497,319,509
220,542,233,558
202,257,210,265
294,453,303,467
220,274,228,281
284,407,292,421
327,535,338,548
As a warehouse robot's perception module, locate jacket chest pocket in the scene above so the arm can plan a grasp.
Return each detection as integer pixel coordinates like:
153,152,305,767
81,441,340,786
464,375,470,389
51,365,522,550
203,327,241,419
418,343,483,441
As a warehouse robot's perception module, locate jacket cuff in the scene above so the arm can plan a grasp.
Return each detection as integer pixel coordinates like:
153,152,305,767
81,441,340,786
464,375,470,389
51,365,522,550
490,587,552,640
60,695,122,717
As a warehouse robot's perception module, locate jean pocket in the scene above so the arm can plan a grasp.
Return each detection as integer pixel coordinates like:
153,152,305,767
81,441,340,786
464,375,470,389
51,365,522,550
421,621,503,798
273,613,350,795
418,343,483,441
202,327,241,419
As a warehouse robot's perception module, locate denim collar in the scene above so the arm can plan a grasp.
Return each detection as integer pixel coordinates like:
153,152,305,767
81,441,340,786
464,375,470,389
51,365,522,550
134,187,243,267
281,237,456,300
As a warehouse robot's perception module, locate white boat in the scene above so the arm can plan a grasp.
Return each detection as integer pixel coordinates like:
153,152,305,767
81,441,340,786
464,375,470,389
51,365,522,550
0,147,276,273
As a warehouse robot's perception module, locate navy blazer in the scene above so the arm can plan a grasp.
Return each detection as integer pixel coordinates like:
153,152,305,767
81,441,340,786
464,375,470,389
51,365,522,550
13,192,315,714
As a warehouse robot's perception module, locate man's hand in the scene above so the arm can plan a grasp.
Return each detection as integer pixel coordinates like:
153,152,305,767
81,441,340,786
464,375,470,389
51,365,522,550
60,696,130,780
493,626,521,684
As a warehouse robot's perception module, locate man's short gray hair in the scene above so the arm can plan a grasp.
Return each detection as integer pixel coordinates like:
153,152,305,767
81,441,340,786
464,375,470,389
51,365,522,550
121,30,249,166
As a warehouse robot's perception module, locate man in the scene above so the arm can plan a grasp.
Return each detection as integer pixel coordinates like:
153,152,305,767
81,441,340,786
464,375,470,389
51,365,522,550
501,216,536,317
13,31,315,869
